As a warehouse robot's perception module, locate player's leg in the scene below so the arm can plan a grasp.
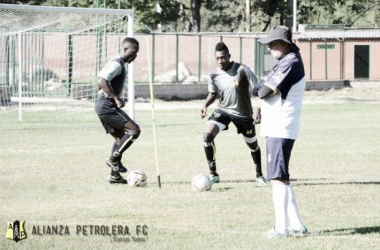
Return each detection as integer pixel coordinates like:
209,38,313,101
234,118,267,186
242,134,267,185
105,129,127,184
287,184,308,236
203,110,230,183
108,129,127,173
264,178,289,238
264,137,291,237
203,121,220,181
108,119,141,166
264,137,306,238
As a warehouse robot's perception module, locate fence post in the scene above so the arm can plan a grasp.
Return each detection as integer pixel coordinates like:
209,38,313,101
319,35,327,80
239,33,242,63
337,38,344,80
198,33,202,83
5,35,10,86
169,27,179,83
18,31,23,121
67,34,73,96
304,34,312,80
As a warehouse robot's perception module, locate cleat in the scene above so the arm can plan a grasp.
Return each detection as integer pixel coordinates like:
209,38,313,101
209,173,220,183
263,227,289,238
108,174,128,184
288,225,308,237
256,176,268,186
106,159,127,173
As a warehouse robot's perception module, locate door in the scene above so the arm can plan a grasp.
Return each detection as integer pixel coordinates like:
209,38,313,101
354,45,370,79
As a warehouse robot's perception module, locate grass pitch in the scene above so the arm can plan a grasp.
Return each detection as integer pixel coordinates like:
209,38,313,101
1,100,380,249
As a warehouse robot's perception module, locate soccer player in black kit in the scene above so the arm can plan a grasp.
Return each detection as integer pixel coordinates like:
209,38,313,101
95,37,140,184
200,42,267,186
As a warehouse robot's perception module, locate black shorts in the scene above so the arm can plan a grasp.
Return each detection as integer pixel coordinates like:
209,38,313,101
95,97,132,134
208,109,256,138
266,137,295,181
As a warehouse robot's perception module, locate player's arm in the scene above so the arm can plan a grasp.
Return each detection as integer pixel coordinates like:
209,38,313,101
201,92,217,119
257,83,277,99
256,60,293,99
253,98,261,124
97,77,125,108
201,76,218,118
243,66,261,124
97,61,124,108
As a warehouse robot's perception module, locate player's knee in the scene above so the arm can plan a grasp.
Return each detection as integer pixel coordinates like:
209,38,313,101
246,141,259,152
203,133,214,143
129,129,141,139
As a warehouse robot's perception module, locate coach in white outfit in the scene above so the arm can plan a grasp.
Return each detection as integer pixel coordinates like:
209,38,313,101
253,26,308,238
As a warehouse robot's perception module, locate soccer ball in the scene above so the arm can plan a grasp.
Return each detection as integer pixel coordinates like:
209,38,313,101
191,174,212,192
127,170,147,187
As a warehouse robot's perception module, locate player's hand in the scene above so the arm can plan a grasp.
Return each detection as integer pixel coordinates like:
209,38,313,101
200,106,207,119
115,97,125,108
253,107,261,124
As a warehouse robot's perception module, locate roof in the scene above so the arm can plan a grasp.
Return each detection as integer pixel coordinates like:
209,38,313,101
297,25,380,40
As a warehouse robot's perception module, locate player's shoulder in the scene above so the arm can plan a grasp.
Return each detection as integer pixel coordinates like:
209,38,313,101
109,55,124,65
279,52,302,69
210,67,223,80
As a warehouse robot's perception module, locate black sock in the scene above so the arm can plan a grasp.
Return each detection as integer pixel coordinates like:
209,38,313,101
111,141,122,162
250,148,263,177
110,169,119,176
110,131,140,162
204,141,217,174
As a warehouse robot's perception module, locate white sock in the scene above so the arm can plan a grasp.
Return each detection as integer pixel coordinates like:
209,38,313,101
272,185,288,234
287,185,303,230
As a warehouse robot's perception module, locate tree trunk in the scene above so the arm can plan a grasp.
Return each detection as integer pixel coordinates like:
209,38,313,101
191,0,202,32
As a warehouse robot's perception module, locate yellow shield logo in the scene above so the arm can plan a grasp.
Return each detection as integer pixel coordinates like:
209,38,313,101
6,220,27,243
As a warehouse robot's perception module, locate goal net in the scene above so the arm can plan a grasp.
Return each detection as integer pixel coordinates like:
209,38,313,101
0,4,135,120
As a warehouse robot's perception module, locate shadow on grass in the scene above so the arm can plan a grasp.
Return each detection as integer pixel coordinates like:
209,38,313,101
213,187,234,192
158,179,255,185
317,226,380,236
294,181,380,186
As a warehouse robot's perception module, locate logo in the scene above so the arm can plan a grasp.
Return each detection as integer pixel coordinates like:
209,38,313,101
6,220,27,243
246,129,253,135
234,80,239,86
213,112,221,118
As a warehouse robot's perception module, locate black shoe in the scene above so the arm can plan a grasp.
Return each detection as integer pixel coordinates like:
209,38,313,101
108,174,128,184
106,159,127,173
117,162,127,173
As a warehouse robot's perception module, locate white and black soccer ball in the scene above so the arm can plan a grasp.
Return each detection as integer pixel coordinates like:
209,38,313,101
191,174,212,192
127,170,147,187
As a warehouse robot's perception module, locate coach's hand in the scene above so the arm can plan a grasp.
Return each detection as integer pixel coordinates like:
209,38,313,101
253,107,261,124
200,106,207,119
115,97,125,108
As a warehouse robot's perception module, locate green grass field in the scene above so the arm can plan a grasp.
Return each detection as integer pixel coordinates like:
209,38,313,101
1,100,380,249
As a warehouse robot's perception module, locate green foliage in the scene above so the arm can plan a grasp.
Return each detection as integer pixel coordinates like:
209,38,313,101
298,0,380,27
10,0,380,31
202,0,245,32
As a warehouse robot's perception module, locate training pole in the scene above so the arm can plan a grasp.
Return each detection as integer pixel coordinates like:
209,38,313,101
146,37,161,188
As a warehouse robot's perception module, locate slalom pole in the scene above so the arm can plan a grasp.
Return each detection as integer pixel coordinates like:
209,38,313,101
146,36,161,188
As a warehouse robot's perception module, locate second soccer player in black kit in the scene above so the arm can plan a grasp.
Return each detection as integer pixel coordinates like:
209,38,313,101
200,42,267,186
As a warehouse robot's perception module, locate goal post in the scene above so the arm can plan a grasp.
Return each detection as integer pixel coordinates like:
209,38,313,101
0,4,135,120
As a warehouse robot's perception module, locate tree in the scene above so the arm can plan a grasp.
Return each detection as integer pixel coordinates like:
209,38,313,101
190,0,202,31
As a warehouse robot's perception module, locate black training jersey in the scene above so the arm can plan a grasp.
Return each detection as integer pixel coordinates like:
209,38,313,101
208,62,259,118
98,56,127,98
